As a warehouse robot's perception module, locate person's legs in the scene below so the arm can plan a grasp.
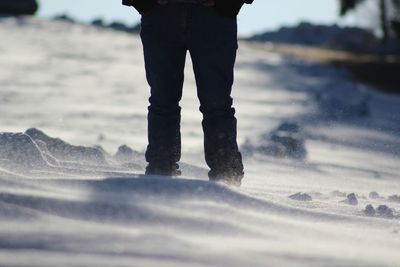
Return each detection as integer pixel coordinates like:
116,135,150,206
140,4,187,175
187,5,244,183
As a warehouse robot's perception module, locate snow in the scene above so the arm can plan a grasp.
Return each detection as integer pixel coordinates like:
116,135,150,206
1,16,400,267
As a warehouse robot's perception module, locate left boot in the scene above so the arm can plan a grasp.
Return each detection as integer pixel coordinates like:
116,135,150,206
209,167,244,186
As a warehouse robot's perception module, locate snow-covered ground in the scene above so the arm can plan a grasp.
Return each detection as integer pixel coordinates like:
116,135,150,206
1,16,400,267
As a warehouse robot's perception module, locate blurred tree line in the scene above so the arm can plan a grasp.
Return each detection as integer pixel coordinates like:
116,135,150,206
0,0,38,15
339,0,400,42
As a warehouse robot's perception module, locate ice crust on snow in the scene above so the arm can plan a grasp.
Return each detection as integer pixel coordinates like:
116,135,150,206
0,132,51,169
0,128,144,176
25,128,107,165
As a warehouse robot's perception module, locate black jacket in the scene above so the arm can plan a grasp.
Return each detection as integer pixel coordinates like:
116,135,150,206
122,0,253,18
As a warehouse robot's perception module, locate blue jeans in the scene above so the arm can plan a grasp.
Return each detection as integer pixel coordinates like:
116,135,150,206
140,3,243,177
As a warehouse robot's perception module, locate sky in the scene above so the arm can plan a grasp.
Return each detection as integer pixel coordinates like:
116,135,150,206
37,0,359,35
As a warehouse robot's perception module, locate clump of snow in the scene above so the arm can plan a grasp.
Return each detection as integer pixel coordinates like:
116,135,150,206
114,144,144,169
288,192,312,202
340,193,358,205
388,195,400,203
376,205,395,219
331,190,348,197
364,204,376,217
243,121,307,160
309,191,323,198
364,204,396,219
369,191,381,199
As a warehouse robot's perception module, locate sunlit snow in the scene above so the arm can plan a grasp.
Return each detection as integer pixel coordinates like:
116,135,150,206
1,17,400,267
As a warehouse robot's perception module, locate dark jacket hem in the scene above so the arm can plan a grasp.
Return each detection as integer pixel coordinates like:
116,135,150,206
122,0,157,15
122,0,253,17
214,0,255,18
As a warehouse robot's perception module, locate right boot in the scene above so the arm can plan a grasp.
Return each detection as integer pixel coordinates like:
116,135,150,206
145,162,181,176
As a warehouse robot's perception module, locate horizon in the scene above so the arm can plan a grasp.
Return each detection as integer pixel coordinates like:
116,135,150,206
36,0,368,35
